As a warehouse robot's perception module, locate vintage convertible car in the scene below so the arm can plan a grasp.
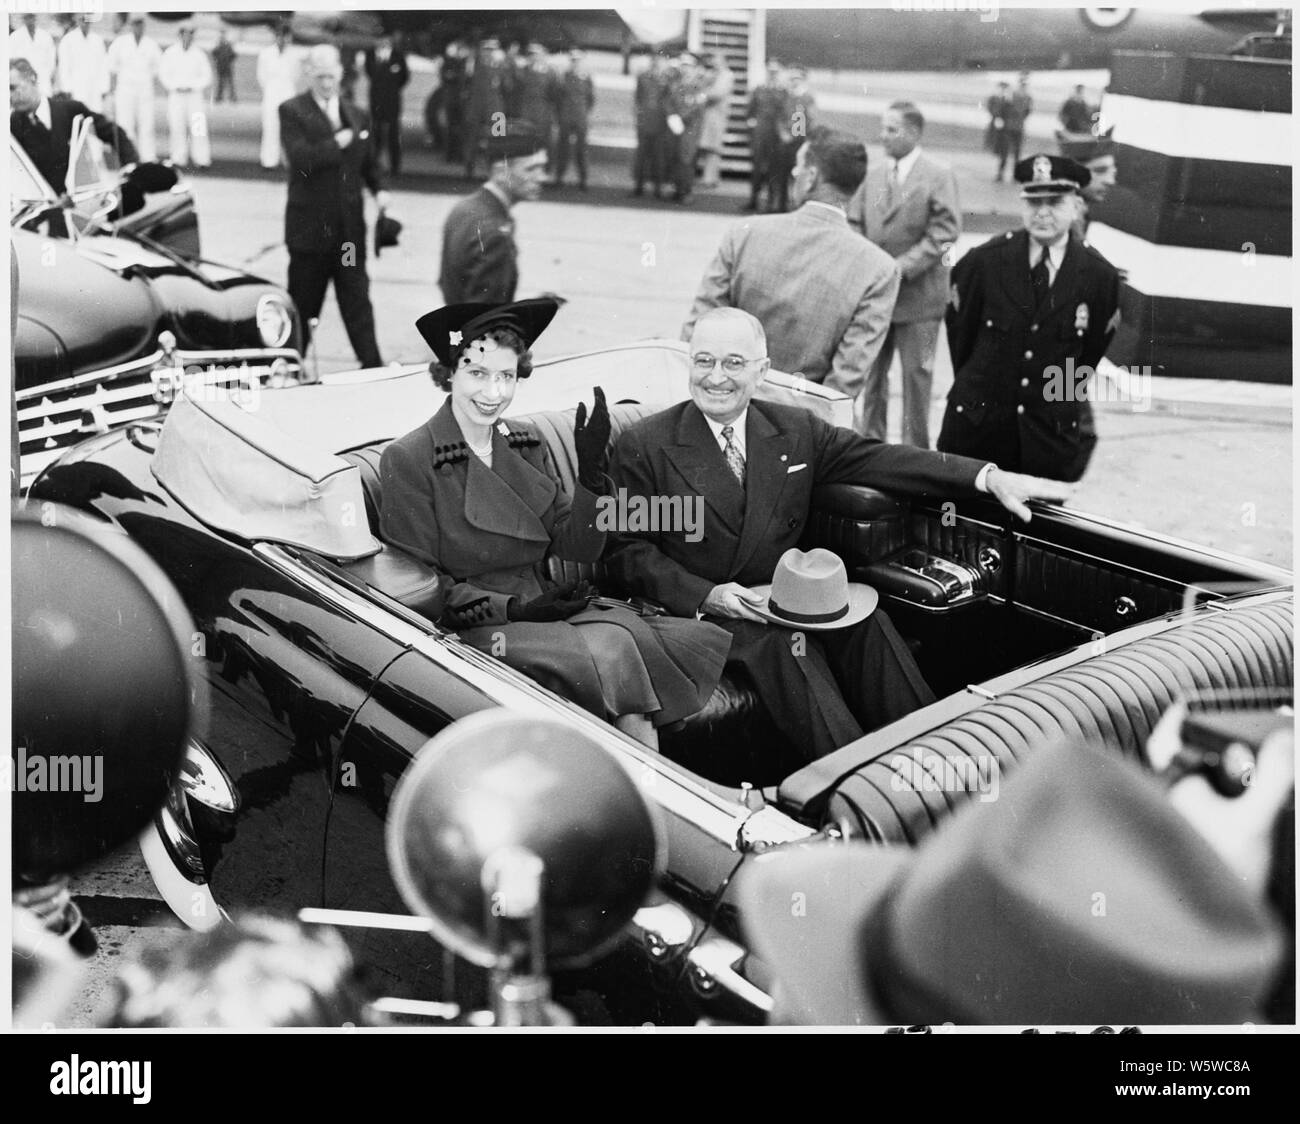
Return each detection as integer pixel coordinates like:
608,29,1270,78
27,343,1293,1025
9,129,307,488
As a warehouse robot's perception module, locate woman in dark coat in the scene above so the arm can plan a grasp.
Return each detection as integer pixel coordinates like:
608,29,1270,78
378,299,731,749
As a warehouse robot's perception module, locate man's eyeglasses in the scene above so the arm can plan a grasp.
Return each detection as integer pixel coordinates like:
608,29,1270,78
691,353,765,374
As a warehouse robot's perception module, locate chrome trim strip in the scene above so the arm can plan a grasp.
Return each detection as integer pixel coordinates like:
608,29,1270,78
253,544,811,853
965,684,997,701
15,347,303,403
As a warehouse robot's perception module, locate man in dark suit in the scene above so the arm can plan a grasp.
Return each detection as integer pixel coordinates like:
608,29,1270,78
607,306,1072,761
848,101,960,447
10,56,138,236
463,38,515,180
631,51,670,198
364,34,410,175
280,44,391,368
744,59,789,213
553,49,594,190
938,154,1121,482
683,126,898,406
439,122,546,305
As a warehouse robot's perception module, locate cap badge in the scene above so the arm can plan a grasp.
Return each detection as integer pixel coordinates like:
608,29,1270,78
1033,155,1053,183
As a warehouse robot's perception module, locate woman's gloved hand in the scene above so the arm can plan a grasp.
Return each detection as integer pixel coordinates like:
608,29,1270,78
573,386,611,493
507,581,596,622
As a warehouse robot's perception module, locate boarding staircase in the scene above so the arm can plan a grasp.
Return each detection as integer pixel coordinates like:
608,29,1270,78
689,8,765,176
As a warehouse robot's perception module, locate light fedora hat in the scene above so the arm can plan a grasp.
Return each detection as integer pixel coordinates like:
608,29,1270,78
748,547,878,631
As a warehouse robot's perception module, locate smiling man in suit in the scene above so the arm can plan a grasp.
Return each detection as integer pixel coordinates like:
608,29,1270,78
683,126,900,417
607,307,1072,762
280,43,391,368
849,101,960,448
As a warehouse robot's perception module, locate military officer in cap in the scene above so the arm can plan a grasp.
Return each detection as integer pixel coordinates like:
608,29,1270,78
439,121,547,305
1058,128,1118,238
937,153,1120,483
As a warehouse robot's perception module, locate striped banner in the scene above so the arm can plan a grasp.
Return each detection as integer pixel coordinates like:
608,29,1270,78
1088,50,1291,383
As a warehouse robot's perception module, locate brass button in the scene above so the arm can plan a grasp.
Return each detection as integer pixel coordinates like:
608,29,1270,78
985,319,993,327
1030,324,1039,333
1023,350,1034,359
1016,405,1025,415
1020,377,1029,387
955,404,964,413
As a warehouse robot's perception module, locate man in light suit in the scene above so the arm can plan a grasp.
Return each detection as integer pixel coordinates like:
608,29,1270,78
608,307,1072,762
848,101,960,447
682,125,899,409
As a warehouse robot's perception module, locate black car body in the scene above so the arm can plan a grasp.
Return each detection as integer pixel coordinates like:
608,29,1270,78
9,133,307,488
26,345,1294,1025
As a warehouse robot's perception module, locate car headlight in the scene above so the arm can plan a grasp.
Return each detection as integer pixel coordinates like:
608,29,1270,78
256,294,293,348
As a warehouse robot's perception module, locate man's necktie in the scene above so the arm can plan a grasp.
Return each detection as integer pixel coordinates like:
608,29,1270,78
721,425,745,487
1031,252,1052,311
886,162,899,208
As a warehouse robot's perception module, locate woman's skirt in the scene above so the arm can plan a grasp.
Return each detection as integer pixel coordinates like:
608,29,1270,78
458,603,731,728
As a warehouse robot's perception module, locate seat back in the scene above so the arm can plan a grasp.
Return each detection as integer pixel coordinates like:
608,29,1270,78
340,403,660,540
790,597,1293,845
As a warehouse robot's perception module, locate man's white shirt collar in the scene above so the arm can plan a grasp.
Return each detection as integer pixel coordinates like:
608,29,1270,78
892,146,922,184
314,95,340,126
33,98,52,129
704,410,748,458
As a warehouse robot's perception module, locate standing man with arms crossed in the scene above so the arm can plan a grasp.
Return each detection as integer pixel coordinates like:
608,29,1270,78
280,44,391,368
683,126,899,409
607,307,1072,762
849,101,960,447
937,155,1120,482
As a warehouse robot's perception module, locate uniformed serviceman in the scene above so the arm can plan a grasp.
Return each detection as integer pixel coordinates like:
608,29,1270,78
936,153,1121,483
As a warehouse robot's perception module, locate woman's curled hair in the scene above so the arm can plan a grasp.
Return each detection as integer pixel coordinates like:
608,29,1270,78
430,326,533,390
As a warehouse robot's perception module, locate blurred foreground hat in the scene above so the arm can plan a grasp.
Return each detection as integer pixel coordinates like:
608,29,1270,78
1058,126,1116,164
416,298,559,369
748,548,877,631
374,210,402,258
484,119,547,162
737,740,1284,1026
1017,152,1091,196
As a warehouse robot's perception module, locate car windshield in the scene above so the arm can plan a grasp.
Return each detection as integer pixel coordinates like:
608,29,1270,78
9,122,126,237
8,137,53,221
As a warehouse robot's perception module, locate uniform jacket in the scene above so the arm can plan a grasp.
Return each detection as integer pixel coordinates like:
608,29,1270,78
11,97,138,192
938,228,1121,482
378,398,603,629
553,71,595,127
279,91,384,254
606,399,987,616
745,82,789,161
439,186,517,305
364,48,409,118
847,151,960,323
515,62,558,131
466,52,513,128
683,202,901,397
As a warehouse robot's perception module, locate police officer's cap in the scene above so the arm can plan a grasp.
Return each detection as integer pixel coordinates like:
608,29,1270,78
1016,152,1091,197
484,119,547,162
416,299,559,371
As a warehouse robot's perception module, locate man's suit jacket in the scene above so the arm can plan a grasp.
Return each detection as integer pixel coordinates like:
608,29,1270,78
279,92,383,254
11,97,137,195
682,203,901,397
439,186,517,305
938,228,1120,482
606,399,987,616
848,152,960,324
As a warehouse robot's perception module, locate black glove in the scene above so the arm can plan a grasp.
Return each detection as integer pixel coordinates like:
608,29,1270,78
506,581,595,623
573,387,611,493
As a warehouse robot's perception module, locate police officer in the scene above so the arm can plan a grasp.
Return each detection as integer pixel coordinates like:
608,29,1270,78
937,154,1121,483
